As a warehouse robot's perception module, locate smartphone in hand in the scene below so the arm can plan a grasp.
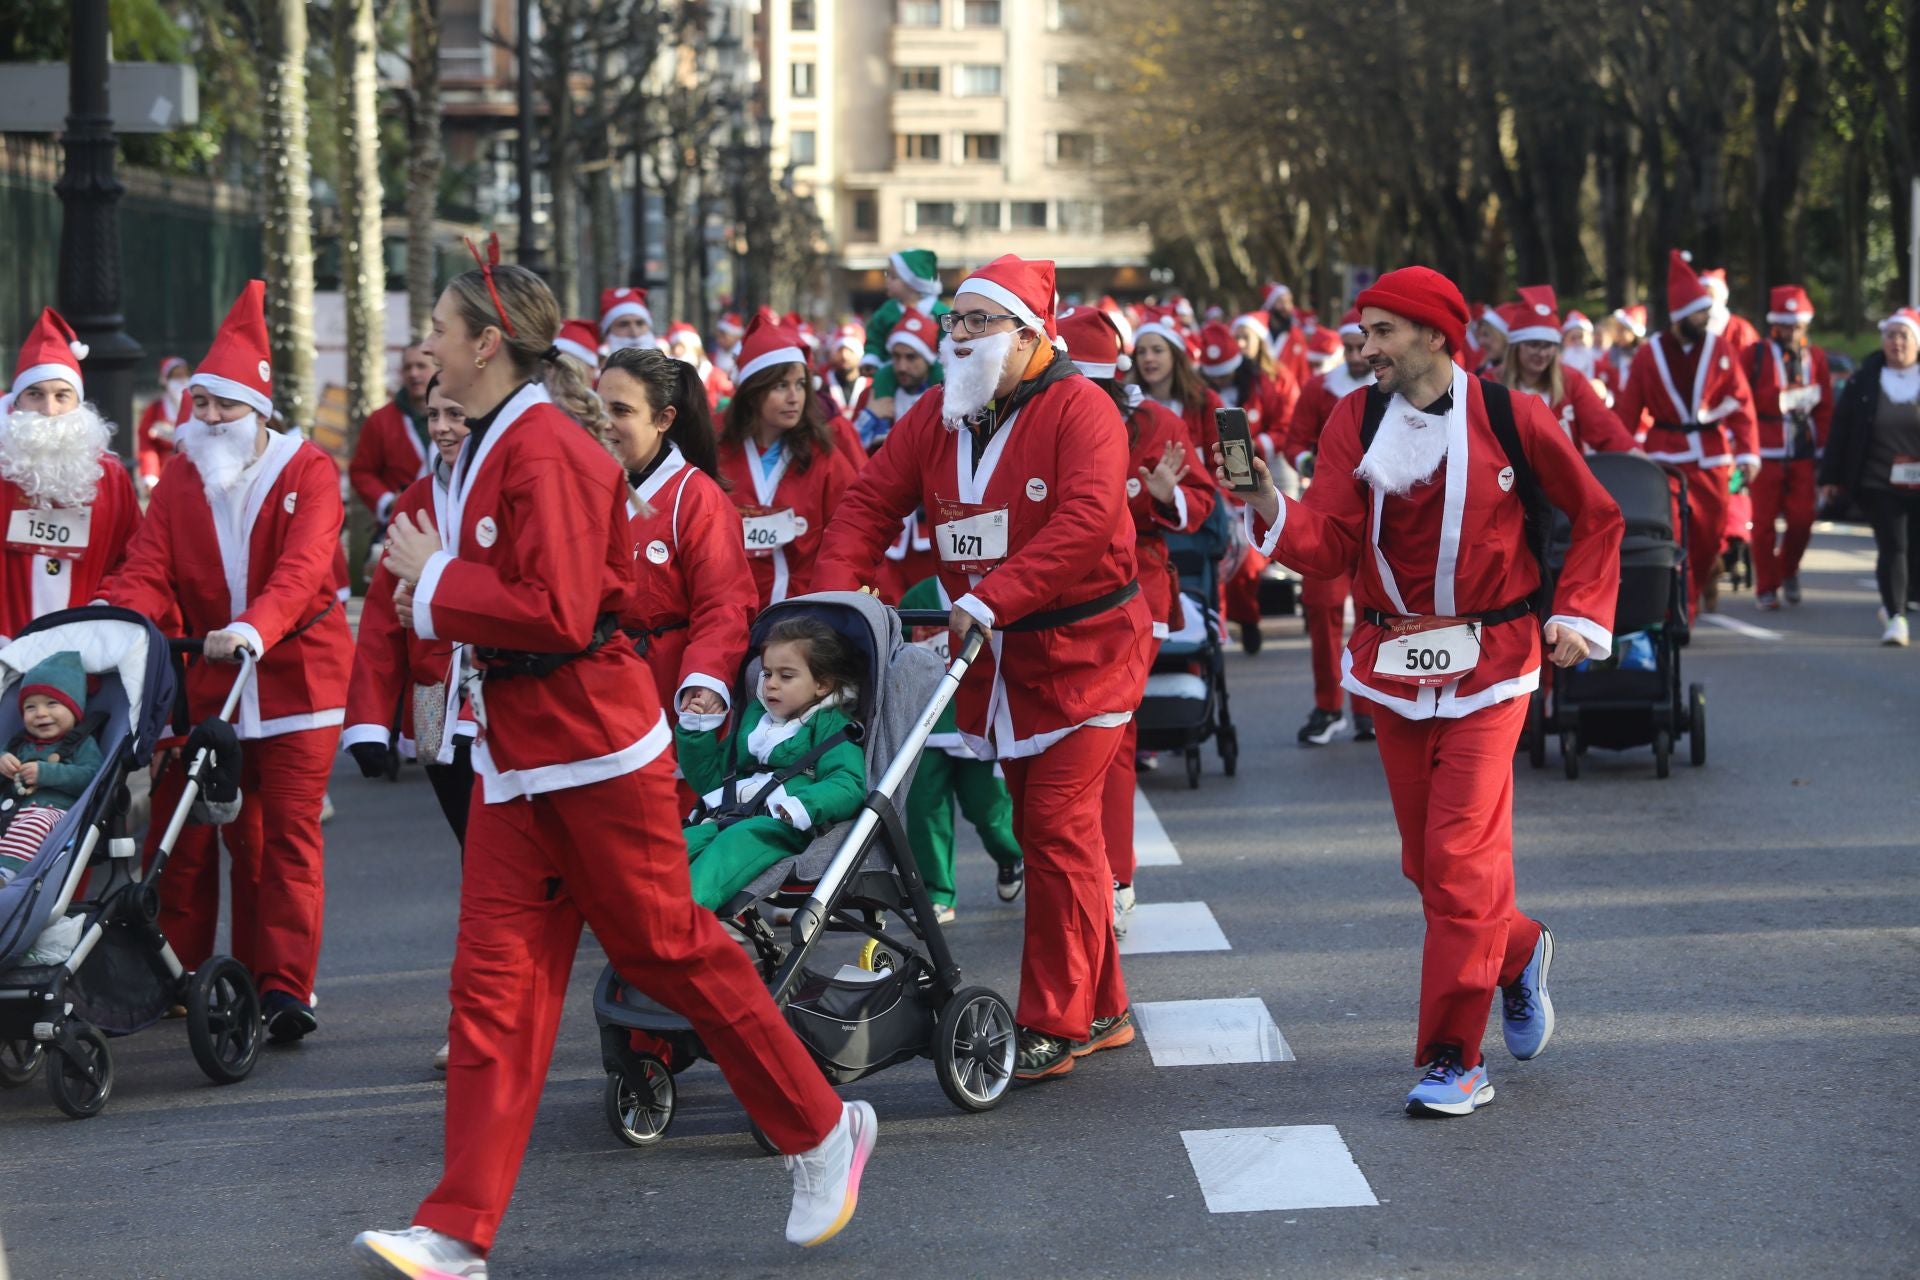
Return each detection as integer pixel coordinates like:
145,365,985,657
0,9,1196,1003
1215,407,1261,494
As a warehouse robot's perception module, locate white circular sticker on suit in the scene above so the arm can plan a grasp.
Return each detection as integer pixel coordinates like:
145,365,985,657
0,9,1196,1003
793,514,810,535
257,360,272,383
1719,357,1730,370
283,492,297,514
1497,465,1515,492
646,539,670,564
476,516,498,548
1126,477,1142,498
1026,478,1048,502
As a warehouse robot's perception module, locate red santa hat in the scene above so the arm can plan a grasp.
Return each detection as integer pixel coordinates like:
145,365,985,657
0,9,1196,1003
158,354,190,382
1668,250,1713,322
1356,266,1469,354
1337,308,1364,339
1196,321,1243,378
1611,304,1649,339
1260,282,1292,312
1132,305,1187,356
191,280,274,419
1098,295,1134,351
1562,310,1594,336
1697,267,1730,301
1307,325,1343,362
831,322,865,356
886,311,939,365
1508,285,1562,345
663,321,703,351
716,311,746,338
1879,307,1920,343
1479,304,1511,338
1057,305,1131,380
1765,286,1814,327
954,254,1059,342
733,312,808,386
554,318,601,367
12,307,89,402
599,287,652,334
1295,308,1319,334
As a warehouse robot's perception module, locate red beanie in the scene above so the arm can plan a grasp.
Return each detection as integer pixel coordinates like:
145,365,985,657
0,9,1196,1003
1355,266,1469,355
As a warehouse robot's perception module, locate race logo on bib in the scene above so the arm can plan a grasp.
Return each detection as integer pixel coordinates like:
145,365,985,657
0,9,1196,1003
476,516,498,548
1026,478,1048,502
646,539,670,564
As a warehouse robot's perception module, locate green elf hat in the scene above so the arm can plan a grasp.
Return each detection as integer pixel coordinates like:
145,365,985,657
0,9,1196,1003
20,650,86,721
889,248,942,297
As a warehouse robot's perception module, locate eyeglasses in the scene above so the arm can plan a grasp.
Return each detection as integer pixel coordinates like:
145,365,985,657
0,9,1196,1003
938,311,1021,336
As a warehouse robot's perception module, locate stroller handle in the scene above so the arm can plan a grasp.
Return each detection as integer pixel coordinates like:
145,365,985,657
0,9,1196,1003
169,637,260,724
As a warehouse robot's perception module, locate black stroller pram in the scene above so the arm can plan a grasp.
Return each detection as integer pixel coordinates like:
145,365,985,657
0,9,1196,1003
593,592,1015,1151
1139,501,1240,787
1529,455,1707,779
0,607,263,1117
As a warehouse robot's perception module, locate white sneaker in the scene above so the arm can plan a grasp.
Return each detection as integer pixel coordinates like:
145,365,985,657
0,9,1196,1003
1113,883,1136,938
352,1225,486,1279
1883,612,1911,647
784,1099,876,1247
432,1041,450,1071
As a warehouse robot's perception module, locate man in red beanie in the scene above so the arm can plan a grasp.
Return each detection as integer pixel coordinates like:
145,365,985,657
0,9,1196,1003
1221,265,1623,1117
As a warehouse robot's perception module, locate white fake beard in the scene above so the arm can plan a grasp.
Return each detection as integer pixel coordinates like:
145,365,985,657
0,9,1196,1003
0,406,111,507
161,379,187,425
607,332,657,353
176,414,261,494
1354,406,1450,496
939,329,1016,431
1562,344,1597,377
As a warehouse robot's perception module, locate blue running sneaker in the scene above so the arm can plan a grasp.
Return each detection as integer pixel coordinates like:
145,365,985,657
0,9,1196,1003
1501,924,1555,1061
1404,1055,1495,1117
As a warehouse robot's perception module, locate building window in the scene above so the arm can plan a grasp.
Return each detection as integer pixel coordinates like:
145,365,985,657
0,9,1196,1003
791,0,816,31
1010,200,1049,230
913,201,957,230
966,200,1003,230
957,64,1003,97
1050,63,1110,97
791,62,816,99
962,133,1002,162
1056,199,1100,234
962,0,1002,26
791,129,817,166
1051,131,1096,165
895,64,942,92
440,0,489,78
1047,0,1091,31
896,133,942,162
851,193,878,240
896,0,942,26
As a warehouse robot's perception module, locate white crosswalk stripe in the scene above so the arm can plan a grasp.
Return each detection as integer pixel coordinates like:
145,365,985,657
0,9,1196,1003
1180,1126,1379,1213
1135,998,1293,1065
1117,900,1230,955
1132,786,1181,866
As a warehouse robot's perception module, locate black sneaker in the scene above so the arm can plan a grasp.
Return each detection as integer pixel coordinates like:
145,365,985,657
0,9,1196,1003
1013,1028,1075,1082
1352,712,1375,742
1241,623,1264,655
1782,574,1802,606
1297,707,1350,746
996,860,1025,902
262,990,317,1043
1071,1008,1136,1057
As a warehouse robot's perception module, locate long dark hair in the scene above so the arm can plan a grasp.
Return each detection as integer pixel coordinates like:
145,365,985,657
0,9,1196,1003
1088,376,1143,449
761,616,864,703
1131,332,1209,418
601,346,726,487
722,361,834,473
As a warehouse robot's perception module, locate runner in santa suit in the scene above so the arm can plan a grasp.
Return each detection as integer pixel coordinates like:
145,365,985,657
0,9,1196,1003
819,324,870,418
1746,285,1834,610
1500,287,1639,455
348,340,437,525
1262,284,1313,389
136,355,188,492
1283,310,1376,745
1611,251,1760,620
814,255,1154,1084
1597,305,1647,402
712,311,745,379
1132,310,1226,504
716,313,861,608
1474,304,1511,378
350,247,871,1280
0,308,143,640
1223,313,1303,468
1058,305,1214,937
1560,311,1601,380
600,285,657,353
1227,265,1623,1116
663,321,734,411
97,281,352,1044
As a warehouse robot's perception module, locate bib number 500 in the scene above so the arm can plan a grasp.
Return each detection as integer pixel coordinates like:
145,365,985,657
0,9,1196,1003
1403,645,1453,673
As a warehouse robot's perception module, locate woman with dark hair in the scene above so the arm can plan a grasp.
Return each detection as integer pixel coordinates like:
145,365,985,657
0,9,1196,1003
601,346,758,721
1132,307,1222,467
717,312,861,607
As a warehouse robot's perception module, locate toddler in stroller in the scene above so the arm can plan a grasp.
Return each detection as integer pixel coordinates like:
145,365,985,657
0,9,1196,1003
0,652,105,888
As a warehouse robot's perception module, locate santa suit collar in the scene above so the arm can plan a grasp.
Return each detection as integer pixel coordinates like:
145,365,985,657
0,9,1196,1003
1323,365,1374,399
1359,363,1471,619
203,427,303,736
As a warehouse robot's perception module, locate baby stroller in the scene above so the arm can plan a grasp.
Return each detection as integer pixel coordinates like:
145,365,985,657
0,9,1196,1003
592,592,1016,1151
1530,456,1707,779
1141,502,1240,787
0,607,262,1117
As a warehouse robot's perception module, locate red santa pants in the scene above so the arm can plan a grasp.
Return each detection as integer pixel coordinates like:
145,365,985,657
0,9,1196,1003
1002,723,1129,1039
1749,458,1816,596
1301,571,1353,713
1678,463,1731,619
414,756,841,1253
1224,547,1268,629
1371,696,1541,1070
1099,717,1139,887
146,725,338,1002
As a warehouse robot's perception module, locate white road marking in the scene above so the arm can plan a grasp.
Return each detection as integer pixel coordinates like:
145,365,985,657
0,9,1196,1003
1133,785,1181,866
1135,998,1293,1065
1181,1125,1379,1213
1118,901,1231,955
1700,613,1782,641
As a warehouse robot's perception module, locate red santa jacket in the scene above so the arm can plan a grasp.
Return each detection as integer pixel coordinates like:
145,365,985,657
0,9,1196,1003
1612,332,1758,470
1127,400,1216,637
348,397,430,520
872,512,938,605
1746,340,1834,460
1712,311,1761,361
409,385,669,800
0,461,141,639
135,397,177,489
102,431,352,739
1525,371,1638,455
619,443,757,715
716,429,860,608
1284,365,1373,470
1274,330,1313,389
1249,368,1623,720
828,413,868,469
814,360,1154,759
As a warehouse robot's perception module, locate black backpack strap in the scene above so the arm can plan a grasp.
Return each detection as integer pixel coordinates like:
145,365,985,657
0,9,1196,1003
710,723,860,830
1359,385,1391,451
55,712,108,759
1478,378,1555,617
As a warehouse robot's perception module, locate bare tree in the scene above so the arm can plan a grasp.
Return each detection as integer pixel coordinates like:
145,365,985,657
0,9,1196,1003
406,0,444,337
336,0,386,438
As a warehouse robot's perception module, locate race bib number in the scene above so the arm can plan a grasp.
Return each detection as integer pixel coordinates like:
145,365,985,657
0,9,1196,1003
935,499,1009,574
1372,621,1481,687
740,507,799,557
915,631,951,663
7,507,91,560
1891,457,1920,489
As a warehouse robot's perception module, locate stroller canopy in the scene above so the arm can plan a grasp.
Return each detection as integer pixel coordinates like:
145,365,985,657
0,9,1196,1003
0,606,178,761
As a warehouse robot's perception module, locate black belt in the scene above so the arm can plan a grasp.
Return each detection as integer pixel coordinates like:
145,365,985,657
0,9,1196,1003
476,612,619,681
1003,581,1139,633
1653,420,1713,434
623,619,688,658
1363,599,1533,629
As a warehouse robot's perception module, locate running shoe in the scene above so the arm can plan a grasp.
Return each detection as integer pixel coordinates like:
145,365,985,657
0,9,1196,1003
1072,1009,1136,1057
1352,712,1376,742
1134,750,1159,772
263,990,317,1043
432,1041,450,1072
996,861,1025,902
931,903,957,926
1756,591,1780,611
1882,609,1910,647
1241,623,1263,655
784,1100,877,1247
1113,882,1135,938
1404,1054,1495,1117
1782,574,1802,605
352,1226,487,1279
1297,707,1350,746
1014,1028,1075,1082
1500,924,1556,1060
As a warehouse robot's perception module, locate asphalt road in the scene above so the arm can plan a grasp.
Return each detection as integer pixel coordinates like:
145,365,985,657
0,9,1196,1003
2,524,1915,1280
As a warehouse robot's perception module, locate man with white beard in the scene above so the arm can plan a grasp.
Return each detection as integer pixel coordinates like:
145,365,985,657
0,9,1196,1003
1225,266,1623,1118
98,280,352,1045
0,307,142,639
816,254,1154,1083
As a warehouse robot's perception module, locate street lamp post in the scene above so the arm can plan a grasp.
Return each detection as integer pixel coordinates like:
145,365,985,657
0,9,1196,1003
56,0,142,457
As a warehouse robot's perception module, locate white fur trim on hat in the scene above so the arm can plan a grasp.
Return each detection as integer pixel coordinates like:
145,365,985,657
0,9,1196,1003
889,251,943,297
1480,309,1510,336
554,335,599,365
1133,320,1186,352
188,371,273,420
1880,312,1920,341
1230,313,1266,338
1507,324,1561,345
1199,348,1242,378
955,276,1046,335
1670,294,1712,323
601,300,652,332
1071,359,1120,379
888,330,938,365
10,363,82,402
1766,306,1814,326
735,345,806,386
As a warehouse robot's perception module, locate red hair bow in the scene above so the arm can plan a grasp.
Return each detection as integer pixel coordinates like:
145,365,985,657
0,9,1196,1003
463,233,517,337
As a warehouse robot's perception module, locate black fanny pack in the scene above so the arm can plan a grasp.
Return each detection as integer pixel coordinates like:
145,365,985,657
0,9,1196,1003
1363,598,1533,629
1003,581,1139,633
477,612,619,681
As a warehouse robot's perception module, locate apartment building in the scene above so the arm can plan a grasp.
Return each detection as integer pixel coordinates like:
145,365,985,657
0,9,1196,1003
765,0,1152,314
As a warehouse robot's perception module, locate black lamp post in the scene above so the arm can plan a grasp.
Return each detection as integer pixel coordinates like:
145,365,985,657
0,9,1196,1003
55,0,142,458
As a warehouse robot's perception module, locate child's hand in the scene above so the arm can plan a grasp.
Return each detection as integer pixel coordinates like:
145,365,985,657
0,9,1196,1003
18,761,40,790
0,753,19,779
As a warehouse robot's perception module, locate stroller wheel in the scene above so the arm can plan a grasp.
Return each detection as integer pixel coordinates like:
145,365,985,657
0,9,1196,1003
1560,732,1581,781
186,956,263,1085
856,938,895,974
0,1038,45,1088
1689,684,1708,766
1654,729,1673,779
1218,725,1239,777
747,1117,783,1158
933,986,1016,1113
604,1056,675,1148
46,1023,111,1119
1185,749,1202,789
